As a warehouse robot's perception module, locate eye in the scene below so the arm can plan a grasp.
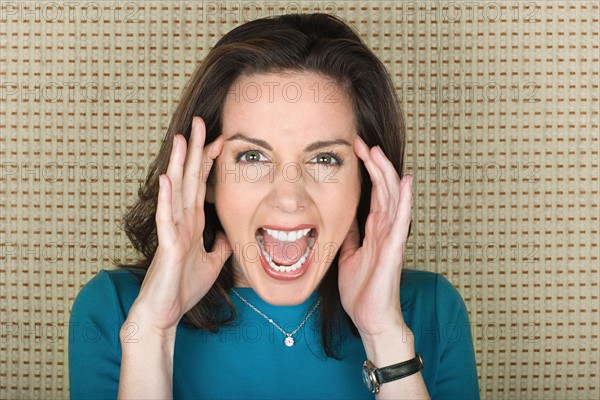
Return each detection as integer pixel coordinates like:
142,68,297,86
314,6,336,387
236,150,268,163
309,152,343,166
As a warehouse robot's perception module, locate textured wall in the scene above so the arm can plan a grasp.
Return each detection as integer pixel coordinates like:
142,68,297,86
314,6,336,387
0,1,598,398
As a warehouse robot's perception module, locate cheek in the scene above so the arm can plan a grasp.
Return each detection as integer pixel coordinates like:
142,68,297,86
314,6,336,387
213,165,268,231
321,170,361,224
213,167,243,230
339,163,362,202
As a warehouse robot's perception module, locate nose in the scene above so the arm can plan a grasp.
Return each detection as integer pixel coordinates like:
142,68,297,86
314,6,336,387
267,164,309,213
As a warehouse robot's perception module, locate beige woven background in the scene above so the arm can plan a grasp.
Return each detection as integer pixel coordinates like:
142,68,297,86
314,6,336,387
1,0,598,398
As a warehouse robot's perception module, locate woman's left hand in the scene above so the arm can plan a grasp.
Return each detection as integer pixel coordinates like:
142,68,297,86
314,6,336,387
338,136,413,340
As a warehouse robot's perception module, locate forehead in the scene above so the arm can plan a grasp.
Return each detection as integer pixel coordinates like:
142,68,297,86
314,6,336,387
222,71,356,140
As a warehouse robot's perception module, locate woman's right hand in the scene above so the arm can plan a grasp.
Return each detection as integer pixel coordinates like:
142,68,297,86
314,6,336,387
125,116,232,337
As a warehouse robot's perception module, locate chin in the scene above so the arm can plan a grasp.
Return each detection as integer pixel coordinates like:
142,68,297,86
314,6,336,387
245,259,326,306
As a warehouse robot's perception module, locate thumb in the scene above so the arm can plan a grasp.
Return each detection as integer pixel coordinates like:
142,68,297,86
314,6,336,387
208,230,233,267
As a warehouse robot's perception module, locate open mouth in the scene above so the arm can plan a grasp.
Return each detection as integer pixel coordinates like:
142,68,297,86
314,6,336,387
256,226,318,279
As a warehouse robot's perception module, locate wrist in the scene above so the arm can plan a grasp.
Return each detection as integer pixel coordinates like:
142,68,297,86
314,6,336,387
121,311,178,348
361,322,416,367
118,316,175,398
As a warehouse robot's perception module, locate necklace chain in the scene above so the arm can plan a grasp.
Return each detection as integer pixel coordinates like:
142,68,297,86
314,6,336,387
231,289,321,347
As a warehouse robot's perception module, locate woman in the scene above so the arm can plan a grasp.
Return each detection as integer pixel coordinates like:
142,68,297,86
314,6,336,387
69,13,479,399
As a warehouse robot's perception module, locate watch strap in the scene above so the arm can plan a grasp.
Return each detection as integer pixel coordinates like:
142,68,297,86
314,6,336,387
374,354,424,384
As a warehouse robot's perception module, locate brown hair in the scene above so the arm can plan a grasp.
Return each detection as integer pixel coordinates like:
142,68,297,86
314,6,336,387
119,13,406,358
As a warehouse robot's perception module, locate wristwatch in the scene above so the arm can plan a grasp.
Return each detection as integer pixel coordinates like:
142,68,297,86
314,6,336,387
362,354,424,394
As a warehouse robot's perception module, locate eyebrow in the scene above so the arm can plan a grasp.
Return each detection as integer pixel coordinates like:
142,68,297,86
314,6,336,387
226,133,352,152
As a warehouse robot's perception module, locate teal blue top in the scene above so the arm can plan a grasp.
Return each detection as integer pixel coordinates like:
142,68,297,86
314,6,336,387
69,269,479,399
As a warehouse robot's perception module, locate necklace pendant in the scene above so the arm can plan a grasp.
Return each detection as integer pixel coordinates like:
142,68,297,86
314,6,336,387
284,336,295,347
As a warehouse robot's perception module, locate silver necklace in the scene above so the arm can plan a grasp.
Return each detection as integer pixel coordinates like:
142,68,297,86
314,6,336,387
231,289,321,347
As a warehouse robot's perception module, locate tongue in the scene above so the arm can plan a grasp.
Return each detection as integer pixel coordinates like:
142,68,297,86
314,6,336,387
261,229,309,266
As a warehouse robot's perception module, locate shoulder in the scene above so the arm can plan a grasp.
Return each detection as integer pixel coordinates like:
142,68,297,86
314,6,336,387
71,268,144,320
69,268,145,358
399,269,468,323
400,268,455,288
69,269,144,398
399,269,479,398
400,268,454,301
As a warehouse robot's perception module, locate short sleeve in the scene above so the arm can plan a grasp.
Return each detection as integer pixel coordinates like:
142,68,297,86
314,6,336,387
431,274,480,399
68,270,124,399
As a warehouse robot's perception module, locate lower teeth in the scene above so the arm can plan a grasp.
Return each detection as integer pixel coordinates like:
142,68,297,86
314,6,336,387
256,235,316,273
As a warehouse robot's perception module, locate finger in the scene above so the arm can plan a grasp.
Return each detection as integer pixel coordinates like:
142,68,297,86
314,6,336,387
196,135,225,207
396,174,413,226
390,175,413,243
182,117,206,209
165,134,186,223
155,174,178,247
354,136,388,214
371,146,402,217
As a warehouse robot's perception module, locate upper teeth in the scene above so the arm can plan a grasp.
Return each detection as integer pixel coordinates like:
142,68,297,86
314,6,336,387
263,228,311,242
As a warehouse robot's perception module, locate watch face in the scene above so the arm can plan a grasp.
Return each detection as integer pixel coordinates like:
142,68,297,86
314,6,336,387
362,366,372,390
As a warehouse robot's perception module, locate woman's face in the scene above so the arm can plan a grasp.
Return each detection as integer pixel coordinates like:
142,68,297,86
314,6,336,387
209,71,361,305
